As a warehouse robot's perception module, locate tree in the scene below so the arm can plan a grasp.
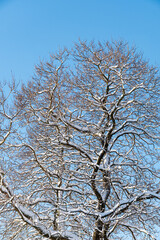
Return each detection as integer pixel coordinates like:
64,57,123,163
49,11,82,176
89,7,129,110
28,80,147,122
0,40,160,240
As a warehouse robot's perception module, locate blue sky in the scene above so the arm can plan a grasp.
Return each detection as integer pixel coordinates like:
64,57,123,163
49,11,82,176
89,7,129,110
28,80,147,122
0,0,160,84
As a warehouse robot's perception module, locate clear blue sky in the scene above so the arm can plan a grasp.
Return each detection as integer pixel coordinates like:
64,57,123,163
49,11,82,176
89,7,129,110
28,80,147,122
0,0,160,84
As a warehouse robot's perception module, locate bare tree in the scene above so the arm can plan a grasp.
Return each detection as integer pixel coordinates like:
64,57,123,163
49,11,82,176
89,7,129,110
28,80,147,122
0,41,160,240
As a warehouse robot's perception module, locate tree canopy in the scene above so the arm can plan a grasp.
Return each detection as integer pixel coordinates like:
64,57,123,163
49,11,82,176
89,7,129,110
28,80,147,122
0,40,160,240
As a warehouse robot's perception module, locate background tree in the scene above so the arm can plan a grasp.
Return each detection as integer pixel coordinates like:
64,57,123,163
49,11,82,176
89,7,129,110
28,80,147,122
0,40,160,240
